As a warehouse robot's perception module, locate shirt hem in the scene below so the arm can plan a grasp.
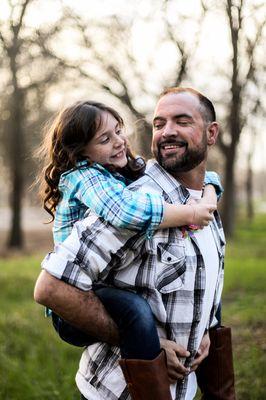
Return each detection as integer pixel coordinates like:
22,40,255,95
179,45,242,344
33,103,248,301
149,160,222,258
76,372,102,400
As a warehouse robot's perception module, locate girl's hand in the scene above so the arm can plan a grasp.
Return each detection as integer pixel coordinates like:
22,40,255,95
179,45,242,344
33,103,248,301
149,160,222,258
189,203,217,227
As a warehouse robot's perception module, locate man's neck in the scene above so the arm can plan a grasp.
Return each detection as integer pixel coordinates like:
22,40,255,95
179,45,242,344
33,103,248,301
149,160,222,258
171,162,206,190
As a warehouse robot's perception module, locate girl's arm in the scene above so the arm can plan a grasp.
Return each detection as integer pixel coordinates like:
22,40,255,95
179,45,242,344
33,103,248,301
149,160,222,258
201,184,217,205
73,166,219,233
72,167,164,232
159,202,216,229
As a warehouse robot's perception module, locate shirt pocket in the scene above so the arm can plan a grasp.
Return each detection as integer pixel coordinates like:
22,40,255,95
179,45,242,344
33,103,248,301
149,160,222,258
156,242,186,293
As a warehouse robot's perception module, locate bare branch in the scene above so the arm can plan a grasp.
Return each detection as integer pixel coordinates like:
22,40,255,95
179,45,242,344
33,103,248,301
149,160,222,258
161,0,207,86
241,97,261,132
245,18,266,83
217,128,230,156
0,30,8,51
16,0,31,36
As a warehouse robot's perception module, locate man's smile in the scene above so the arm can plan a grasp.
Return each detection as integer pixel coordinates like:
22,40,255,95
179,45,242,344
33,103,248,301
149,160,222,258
159,140,188,157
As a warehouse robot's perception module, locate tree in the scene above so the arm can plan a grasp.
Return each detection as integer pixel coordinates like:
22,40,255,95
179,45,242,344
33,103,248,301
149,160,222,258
0,0,69,248
217,0,265,236
50,0,264,237
42,1,206,158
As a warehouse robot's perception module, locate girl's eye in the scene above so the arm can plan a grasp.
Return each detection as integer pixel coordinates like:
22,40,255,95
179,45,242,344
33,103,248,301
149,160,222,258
100,136,109,144
116,129,122,135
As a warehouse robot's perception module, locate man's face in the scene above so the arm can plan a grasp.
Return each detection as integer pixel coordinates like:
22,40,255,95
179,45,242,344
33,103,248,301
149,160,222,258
152,92,209,173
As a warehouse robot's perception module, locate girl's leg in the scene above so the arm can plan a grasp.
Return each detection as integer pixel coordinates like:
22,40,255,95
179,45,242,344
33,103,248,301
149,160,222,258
51,286,161,360
50,286,160,355
94,286,160,360
95,287,172,400
51,312,94,347
54,286,171,399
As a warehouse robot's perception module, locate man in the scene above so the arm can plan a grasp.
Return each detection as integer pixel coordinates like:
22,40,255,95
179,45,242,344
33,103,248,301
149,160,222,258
34,87,226,399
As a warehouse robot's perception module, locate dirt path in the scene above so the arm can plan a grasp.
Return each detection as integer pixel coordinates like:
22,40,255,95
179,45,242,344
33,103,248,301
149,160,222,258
0,228,53,257
0,207,54,256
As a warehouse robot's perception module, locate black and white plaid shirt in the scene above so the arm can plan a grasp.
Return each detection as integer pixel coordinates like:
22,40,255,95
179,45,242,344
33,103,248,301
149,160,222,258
42,160,225,400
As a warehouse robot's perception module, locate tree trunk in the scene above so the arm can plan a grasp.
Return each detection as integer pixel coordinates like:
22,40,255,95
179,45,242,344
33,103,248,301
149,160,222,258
7,89,24,248
246,156,254,222
133,119,152,159
221,150,236,238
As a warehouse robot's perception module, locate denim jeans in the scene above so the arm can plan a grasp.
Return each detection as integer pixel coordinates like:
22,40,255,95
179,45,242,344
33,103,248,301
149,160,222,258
52,286,160,360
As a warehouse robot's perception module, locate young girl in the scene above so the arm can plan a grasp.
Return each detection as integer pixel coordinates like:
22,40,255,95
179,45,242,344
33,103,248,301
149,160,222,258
37,100,222,399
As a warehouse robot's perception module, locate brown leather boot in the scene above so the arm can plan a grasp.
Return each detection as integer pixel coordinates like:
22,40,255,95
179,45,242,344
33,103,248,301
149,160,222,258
119,350,172,400
196,326,236,399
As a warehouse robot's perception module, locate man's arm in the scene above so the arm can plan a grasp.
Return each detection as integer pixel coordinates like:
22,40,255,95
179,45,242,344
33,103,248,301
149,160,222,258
34,270,119,346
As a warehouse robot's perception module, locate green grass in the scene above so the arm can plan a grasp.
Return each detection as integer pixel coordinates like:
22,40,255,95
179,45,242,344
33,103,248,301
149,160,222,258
0,214,266,399
221,214,266,400
0,257,80,400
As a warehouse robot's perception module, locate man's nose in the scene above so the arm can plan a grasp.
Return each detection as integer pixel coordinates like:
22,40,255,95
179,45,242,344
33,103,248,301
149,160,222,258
162,122,177,138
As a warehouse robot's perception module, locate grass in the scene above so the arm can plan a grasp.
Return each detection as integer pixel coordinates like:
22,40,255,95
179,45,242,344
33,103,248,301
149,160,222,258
0,257,80,400
220,214,266,400
0,214,266,399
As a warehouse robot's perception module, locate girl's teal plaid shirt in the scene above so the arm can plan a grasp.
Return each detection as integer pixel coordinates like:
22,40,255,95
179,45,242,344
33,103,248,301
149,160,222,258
53,161,164,244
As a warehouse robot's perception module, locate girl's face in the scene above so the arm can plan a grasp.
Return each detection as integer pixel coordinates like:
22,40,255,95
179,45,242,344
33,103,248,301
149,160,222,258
83,111,127,169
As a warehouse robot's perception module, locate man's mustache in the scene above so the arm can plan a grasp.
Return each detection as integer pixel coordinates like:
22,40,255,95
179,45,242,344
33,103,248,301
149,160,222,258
158,139,188,149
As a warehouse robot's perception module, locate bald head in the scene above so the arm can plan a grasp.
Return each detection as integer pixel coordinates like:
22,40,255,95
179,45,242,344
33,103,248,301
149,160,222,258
159,87,216,125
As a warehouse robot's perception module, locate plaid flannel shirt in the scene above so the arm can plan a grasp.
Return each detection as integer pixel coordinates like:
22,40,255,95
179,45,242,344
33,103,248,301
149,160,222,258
42,160,225,400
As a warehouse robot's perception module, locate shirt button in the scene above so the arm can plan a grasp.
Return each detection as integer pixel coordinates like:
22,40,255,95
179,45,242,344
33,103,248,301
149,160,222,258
167,256,172,262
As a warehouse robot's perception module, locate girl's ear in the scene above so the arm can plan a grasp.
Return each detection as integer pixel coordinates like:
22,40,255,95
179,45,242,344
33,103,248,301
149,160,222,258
207,122,219,146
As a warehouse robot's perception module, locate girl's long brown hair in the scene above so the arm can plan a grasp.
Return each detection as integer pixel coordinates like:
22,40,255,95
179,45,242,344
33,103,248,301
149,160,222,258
35,101,145,221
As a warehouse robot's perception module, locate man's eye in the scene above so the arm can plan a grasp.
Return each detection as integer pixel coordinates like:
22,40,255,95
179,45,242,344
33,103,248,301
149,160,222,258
154,124,163,130
177,121,189,126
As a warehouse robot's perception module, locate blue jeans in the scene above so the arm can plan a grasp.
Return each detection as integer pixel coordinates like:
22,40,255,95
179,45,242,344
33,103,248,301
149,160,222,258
52,286,160,360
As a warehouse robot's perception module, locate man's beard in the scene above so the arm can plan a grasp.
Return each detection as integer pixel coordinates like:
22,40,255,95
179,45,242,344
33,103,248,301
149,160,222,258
157,133,208,173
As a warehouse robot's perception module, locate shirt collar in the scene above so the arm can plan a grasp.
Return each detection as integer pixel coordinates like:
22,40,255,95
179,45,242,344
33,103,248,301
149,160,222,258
90,162,127,183
145,159,190,204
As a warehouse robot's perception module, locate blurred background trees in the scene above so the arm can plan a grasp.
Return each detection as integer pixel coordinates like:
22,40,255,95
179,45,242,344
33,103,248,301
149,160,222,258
0,0,69,247
0,0,265,249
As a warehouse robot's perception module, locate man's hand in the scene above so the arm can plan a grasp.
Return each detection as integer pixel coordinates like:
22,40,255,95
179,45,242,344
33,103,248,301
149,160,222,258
160,338,190,383
190,331,210,372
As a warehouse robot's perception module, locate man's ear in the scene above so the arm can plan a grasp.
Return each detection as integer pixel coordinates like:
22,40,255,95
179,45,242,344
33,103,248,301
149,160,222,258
207,122,219,146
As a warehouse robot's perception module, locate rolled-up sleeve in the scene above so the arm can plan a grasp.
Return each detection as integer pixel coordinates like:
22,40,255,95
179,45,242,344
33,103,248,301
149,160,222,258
41,213,136,291
204,171,224,199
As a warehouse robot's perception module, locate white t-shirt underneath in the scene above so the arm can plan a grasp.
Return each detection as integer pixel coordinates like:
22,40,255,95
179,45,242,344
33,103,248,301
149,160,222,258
184,189,219,400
